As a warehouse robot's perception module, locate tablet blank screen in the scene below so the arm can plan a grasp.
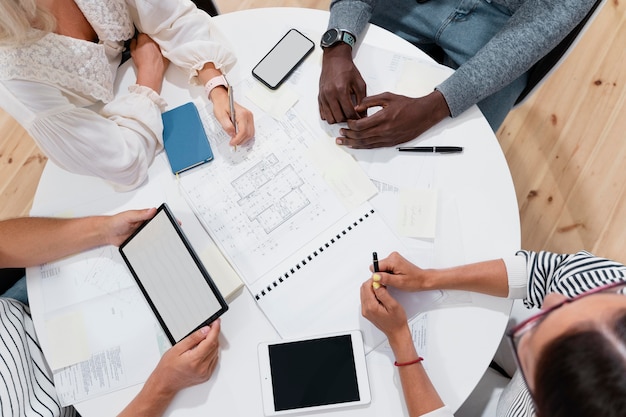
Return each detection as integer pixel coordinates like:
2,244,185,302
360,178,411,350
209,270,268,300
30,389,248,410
121,209,223,342
268,334,360,411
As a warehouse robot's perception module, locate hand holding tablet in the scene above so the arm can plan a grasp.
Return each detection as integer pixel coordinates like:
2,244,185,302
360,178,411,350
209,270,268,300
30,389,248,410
119,203,228,345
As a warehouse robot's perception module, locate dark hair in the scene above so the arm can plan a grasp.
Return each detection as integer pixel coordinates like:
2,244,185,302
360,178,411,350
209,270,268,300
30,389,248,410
533,311,626,417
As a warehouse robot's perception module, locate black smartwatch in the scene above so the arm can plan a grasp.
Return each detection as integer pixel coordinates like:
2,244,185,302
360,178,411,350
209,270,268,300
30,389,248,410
320,28,356,49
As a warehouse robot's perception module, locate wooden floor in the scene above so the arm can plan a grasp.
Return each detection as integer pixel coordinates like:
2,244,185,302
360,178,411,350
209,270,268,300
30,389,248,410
1,0,624,262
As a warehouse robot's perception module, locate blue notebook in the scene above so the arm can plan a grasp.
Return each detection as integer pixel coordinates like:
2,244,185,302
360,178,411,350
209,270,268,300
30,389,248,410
162,102,214,174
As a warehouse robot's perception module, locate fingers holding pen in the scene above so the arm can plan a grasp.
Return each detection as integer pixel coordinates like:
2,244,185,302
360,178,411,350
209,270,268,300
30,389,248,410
360,278,408,336
368,251,430,292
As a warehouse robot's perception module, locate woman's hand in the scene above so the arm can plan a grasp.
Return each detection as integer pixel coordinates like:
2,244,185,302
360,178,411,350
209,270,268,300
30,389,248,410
360,278,409,340
370,252,433,292
209,87,255,147
131,33,170,94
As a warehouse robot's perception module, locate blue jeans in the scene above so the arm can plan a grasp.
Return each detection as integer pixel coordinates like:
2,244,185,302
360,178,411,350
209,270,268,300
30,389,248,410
370,0,528,130
2,276,29,305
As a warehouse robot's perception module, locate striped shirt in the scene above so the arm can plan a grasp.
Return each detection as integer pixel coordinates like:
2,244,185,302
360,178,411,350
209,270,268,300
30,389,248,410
498,250,626,417
421,250,626,417
0,298,76,417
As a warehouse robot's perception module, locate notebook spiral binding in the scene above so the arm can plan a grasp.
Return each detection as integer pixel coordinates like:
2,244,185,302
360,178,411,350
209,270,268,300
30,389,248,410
254,208,376,300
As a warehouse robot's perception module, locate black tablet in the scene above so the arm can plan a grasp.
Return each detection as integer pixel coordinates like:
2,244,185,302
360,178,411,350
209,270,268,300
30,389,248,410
258,331,371,415
119,203,227,345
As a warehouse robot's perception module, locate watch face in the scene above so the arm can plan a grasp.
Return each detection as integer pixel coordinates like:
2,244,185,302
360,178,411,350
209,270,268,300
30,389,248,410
321,28,339,46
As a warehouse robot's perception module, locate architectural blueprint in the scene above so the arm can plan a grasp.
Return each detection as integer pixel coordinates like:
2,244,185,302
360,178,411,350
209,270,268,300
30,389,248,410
180,101,368,287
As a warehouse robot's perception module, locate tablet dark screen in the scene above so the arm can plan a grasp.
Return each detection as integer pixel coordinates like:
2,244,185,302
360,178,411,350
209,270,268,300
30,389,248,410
268,334,360,411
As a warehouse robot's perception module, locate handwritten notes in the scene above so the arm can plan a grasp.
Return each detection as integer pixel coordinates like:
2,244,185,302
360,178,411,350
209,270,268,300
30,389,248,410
397,188,438,239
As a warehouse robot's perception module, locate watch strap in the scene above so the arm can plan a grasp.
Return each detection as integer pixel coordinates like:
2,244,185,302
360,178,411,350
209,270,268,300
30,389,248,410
340,31,356,48
204,75,229,100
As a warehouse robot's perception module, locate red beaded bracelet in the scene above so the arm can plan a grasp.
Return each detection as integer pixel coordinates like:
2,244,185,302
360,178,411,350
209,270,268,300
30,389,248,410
394,357,424,367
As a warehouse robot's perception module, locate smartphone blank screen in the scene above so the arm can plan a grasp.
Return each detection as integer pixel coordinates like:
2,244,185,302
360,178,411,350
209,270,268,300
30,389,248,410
252,29,314,89
120,205,227,344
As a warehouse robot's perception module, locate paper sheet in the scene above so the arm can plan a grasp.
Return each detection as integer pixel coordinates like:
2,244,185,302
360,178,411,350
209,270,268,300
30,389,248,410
182,93,376,287
305,138,378,211
245,82,300,119
397,188,438,239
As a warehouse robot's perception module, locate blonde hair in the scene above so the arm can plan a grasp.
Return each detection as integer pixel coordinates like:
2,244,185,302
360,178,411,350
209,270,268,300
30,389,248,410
0,0,56,45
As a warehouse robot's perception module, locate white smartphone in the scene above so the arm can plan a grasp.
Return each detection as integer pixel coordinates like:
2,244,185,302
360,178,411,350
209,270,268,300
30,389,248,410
252,28,315,90
257,330,371,416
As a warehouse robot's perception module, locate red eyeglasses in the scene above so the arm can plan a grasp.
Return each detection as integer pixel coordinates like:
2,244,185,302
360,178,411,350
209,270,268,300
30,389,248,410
506,281,626,391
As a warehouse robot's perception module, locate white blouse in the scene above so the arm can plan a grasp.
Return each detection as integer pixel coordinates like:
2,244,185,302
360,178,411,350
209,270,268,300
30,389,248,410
0,0,236,190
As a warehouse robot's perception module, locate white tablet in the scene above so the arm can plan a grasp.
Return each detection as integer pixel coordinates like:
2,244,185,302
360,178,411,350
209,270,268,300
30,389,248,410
119,203,228,345
258,330,371,416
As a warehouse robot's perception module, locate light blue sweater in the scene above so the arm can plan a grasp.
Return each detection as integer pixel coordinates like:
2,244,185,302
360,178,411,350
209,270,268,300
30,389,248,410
327,0,597,117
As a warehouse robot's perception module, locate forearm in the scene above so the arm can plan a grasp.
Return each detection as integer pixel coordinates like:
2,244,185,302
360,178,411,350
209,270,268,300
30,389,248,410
422,259,509,297
437,0,596,116
129,0,236,82
117,375,177,417
388,327,444,416
197,62,223,86
0,217,109,268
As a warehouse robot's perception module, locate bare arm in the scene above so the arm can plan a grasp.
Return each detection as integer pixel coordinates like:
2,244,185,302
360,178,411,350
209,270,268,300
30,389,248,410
118,320,221,417
0,208,156,268
372,252,509,297
197,63,255,147
361,280,444,416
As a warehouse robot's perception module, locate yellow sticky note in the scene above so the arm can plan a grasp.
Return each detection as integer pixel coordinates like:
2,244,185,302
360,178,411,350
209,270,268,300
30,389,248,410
45,311,90,370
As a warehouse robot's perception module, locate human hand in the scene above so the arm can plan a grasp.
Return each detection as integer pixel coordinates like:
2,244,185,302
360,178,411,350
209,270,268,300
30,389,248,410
131,33,170,94
104,208,157,247
149,319,221,394
361,278,409,340
318,44,367,123
369,252,431,292
210,88,255,147
335,90,451,149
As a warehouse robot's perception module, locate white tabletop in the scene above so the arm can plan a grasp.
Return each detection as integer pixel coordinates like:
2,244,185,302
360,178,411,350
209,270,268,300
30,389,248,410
28,7,519,417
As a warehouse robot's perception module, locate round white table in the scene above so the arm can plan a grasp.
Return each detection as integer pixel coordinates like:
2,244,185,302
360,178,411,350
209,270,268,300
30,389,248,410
28,7,519,417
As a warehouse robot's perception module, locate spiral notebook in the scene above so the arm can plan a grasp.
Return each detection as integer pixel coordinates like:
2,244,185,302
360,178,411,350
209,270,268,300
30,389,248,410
248,204,444,352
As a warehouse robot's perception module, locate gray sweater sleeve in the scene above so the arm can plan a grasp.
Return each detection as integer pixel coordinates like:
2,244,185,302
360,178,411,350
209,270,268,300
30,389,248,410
327,0,376,38
437,0,597,117
328,0,596,118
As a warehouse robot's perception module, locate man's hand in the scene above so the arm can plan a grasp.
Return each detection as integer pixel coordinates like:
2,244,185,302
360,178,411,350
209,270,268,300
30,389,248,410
335,90,451,148
151,319,221,393
318,44,367,123
104,208,157,247
117,320,221,417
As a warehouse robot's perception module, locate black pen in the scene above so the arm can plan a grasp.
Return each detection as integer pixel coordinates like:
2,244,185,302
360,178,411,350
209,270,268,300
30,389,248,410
372,252,379,273
397,146,463,153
